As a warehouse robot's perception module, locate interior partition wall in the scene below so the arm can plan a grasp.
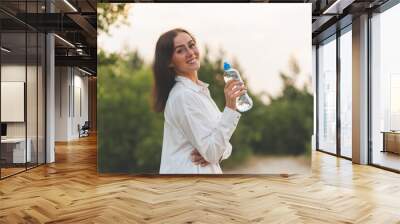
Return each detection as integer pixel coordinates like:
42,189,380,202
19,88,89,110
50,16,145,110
0,26,27,177
0,0,46,179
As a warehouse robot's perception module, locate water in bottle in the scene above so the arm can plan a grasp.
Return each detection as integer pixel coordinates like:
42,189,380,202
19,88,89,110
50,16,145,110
223,61,253,112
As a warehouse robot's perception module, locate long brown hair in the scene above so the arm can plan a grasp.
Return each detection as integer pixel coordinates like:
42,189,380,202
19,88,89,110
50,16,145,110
152,28,196,112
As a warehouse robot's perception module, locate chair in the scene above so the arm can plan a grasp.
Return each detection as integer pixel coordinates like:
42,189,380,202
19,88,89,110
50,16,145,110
78,121,90,138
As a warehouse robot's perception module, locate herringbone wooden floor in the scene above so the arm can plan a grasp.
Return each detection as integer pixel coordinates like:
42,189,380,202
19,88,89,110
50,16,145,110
1,134,400,223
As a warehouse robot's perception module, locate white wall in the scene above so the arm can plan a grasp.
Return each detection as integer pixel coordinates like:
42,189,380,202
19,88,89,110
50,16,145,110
55,67,89,141
1,65,26,140
1,65,25,125
55,66,69,141
1,65,37,138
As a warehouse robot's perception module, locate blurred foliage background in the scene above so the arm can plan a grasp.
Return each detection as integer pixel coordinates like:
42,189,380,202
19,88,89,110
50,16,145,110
97,4,313,173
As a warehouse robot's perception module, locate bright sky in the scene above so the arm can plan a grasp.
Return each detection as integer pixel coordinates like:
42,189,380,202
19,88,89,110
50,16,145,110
98,3,312,101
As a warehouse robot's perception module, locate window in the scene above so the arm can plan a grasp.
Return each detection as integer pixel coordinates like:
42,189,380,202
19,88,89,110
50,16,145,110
339,27,352,158
318,35,337,154
371,3,400,171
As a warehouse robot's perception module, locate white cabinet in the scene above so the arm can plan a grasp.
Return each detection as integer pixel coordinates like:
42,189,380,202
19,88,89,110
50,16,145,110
1,138,32,163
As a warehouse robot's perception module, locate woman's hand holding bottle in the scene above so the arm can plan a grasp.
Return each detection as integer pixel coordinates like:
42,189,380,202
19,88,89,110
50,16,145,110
224,79,247,111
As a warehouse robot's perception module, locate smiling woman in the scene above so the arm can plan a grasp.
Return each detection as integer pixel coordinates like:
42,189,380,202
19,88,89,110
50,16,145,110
152,28,247,174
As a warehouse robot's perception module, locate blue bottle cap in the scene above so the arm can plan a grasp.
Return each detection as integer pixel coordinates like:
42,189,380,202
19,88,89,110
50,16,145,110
223,61,231,71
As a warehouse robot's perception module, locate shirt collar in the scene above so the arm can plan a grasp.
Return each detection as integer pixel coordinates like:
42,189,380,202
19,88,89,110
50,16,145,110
175,75,209,92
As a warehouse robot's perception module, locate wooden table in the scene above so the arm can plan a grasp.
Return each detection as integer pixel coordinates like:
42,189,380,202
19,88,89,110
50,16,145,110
381,131,400,154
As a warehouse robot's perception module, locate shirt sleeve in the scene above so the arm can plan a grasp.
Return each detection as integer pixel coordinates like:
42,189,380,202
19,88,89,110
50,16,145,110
172,92,241,164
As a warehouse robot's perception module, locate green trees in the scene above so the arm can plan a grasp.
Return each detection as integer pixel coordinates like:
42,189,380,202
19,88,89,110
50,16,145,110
98,51,163,173
253,64,313,158
98,49,313,173
97,3,131,35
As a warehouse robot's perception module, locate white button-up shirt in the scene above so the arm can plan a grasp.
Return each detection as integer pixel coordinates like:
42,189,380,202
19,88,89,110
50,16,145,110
160,75,241,174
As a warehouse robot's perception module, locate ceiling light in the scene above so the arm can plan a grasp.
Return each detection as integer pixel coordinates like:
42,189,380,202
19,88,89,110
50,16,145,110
76,48,85,55
78,67,92,76
1,47,11,53
323,0,355,15
54,34,75,48
63,0,78,12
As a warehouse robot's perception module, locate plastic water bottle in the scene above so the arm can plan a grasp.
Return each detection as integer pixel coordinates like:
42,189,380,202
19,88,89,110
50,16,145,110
223,61,253,112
